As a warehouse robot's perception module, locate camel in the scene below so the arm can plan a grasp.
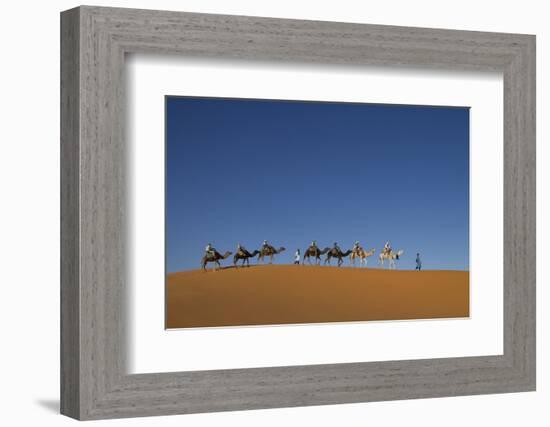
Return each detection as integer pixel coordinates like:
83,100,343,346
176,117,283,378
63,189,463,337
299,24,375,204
201,251,232,271
302,246,330,265
258,245,286,264
233,249,260,267
350,247,376,267
379,249,404,269
324,248,353,267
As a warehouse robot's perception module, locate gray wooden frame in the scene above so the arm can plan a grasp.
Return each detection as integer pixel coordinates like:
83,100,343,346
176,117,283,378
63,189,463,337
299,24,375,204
61,5,536,420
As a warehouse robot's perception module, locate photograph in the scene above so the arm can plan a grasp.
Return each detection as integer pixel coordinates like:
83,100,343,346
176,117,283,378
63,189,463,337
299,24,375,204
165,96,470,329
52,3,537,421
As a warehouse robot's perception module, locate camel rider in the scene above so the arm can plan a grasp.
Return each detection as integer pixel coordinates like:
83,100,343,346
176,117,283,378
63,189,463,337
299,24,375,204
353,240,361,254
262,240,270,251
237,244,247,256
205,243,216,257
384,241,391,255
333,242,341,253
311,240,318,250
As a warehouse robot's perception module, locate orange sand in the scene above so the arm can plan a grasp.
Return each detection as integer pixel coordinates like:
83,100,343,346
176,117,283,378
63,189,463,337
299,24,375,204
166,265,469,329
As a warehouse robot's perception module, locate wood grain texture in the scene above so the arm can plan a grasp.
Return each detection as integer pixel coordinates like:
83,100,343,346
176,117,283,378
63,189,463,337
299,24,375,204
60,5,536,420
60,7,80,419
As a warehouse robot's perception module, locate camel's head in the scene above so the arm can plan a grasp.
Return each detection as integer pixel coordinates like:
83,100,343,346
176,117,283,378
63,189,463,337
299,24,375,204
396,250,404,258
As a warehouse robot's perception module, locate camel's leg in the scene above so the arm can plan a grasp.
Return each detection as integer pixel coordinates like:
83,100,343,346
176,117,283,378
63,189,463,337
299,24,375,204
270,254,273,264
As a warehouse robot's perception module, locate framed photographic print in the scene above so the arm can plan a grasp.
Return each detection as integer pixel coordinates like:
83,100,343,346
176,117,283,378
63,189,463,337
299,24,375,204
164,96,470,330
61,6,536,420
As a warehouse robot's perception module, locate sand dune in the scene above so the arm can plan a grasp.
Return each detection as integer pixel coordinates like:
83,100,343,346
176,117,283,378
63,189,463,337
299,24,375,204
166,265,469,329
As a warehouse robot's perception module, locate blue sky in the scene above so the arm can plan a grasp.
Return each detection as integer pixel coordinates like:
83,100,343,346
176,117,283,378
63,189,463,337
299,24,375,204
166,96,469,272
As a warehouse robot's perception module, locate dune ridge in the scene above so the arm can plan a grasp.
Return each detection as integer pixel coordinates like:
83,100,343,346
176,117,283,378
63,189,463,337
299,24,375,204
166,265,469,329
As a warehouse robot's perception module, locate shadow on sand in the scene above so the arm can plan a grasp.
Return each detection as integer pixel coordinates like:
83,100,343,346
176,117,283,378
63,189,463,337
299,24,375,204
205,264,262,272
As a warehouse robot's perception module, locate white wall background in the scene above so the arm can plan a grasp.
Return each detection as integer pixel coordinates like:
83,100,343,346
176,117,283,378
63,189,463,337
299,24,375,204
0,1,546,425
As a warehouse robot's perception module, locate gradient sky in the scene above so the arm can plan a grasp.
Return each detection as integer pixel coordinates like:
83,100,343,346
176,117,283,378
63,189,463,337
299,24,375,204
166,96,469,272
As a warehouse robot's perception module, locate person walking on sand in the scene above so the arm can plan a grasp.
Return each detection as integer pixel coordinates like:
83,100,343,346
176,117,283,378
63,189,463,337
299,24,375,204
294,249,301,265
415,253,422,270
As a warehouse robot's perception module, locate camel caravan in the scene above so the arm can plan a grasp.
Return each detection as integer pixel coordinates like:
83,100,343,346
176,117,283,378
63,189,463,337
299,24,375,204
202,241,286,271
202,240,403,271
